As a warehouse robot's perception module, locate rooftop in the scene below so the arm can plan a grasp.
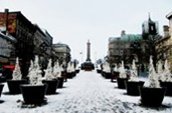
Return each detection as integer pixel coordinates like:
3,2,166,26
166,11,172,19
109,34,142,43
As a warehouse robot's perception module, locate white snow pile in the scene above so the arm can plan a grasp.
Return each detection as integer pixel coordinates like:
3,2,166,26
102,61,111,73
12,57,22,80
27,56,43,85
144,56,160,88
118,61,127,78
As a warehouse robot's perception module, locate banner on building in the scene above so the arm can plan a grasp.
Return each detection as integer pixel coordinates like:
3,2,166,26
0,13,17,34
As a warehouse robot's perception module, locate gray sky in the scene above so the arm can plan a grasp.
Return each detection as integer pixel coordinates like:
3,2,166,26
0,0,172,63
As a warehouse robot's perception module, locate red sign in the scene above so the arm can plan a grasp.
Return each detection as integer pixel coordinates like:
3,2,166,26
3,65,15,71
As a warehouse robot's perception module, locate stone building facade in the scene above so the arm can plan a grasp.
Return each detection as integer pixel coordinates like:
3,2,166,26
0,32,16,64
108,31,142,66
52,43,71,65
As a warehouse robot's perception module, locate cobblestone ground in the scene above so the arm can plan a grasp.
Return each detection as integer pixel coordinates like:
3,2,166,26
1,70,172,113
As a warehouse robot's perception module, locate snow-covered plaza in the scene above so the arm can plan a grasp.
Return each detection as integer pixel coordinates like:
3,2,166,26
0,70,172,113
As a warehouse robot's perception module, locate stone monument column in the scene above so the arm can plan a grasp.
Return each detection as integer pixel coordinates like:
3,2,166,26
86,40,91,61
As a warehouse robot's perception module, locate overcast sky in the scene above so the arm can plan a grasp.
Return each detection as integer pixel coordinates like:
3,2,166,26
0,0,172,63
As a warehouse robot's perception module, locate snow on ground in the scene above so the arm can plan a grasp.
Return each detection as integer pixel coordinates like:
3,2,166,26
0,70,172,113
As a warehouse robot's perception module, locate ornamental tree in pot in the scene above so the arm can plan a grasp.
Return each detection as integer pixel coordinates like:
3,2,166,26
53,61,64,88
42,59,58,94
96,66,102,74
0,83,4,99
140,56,166,107
111,64,119,82
159,59,172,96
7,58,27,94
102,61,111,79
75,63,80,74
117,61,128,89
125,60,144,96
67,62,76,79
20,56,47,105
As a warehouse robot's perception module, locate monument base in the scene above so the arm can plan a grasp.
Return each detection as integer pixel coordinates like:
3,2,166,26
81,61,94,71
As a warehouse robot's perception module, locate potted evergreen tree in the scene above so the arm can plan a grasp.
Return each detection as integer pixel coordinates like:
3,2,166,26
125,60,144,96
117,61,128,89
42,59,58,94
159,59,172,96
101,61,111,79
20,56,47,105
53,61,64,88
7,58,27,94
111,64,119,82
0,83,4,98
96,65,102,74
140,56,166,107
75,63,80,74
67,62,76,78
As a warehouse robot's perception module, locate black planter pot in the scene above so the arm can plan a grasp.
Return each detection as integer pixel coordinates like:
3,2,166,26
111,71,119,82
67,72,76,79
20,84,47,105
0,84,4,97
112,71,119,79
117,78,128,89
7,79,28,94
57,77,64,88
125,81,144,96
42,79,58,94
160,81,172,96
104,72,112,79
140,87,166,107
75,69,80,74
101,71,105,77
96,69,102,74
72,72,76,77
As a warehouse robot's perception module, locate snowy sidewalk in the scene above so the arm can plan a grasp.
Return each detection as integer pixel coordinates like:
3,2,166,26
0,70,172,113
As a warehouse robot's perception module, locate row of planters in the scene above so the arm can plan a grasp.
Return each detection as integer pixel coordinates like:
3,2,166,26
1,57,80,105
0,56,81,106
116,57,172,107
96,62,119,81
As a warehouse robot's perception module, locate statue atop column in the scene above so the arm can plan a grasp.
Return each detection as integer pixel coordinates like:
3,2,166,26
86,40,91,61
81,40,94,71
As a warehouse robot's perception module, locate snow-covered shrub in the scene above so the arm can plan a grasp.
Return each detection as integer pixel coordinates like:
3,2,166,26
144,56,160,88
67,62,75,73
28,56,43,85
157,60,164,81
113,64,118,72
53,61,62,78
71,62,75,72
12,57,22,80
118,61,127,78
102,62,111,73
43,59,55,80
163,59,172,82
129,59,139,81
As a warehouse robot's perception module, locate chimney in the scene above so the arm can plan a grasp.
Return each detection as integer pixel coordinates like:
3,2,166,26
163,25,169,38
121,30,126,37
4,9,9,35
